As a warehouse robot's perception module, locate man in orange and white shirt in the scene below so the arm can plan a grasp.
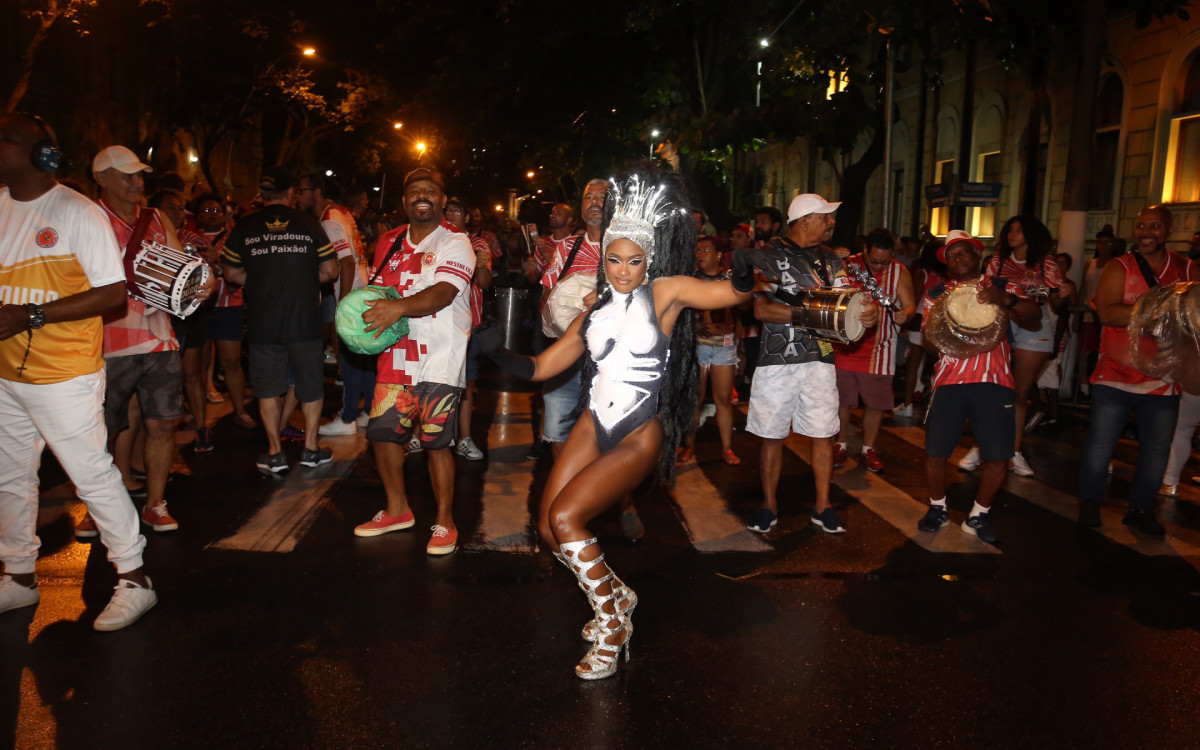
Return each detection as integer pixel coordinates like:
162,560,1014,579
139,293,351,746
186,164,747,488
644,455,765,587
1079,205,1196,536
93,144,213,535
833,228,915,474
0,114,157,630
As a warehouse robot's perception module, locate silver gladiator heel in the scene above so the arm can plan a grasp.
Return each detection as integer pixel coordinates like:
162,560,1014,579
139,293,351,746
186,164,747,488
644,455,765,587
560,538,634,680
553,550,638,642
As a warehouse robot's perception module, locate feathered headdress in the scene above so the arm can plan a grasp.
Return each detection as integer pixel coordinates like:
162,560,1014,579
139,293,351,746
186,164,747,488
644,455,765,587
601,174,685,265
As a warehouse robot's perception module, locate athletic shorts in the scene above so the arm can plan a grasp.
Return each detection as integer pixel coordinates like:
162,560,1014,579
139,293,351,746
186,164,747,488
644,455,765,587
836,369,895,411
206,305,245,342
321,292,336,324
698,342,738,367
171,308,211,350
248,339,324,402
366,381,462,450
746,361,839,439
103,351,184,433
924,382,1015,461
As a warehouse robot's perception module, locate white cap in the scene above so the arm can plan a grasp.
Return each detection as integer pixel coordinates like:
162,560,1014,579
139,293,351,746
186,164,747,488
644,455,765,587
92,146,152,175
787,193,841,223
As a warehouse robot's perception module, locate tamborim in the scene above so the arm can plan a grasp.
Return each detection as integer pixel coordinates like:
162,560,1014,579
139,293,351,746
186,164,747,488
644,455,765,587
790,288,866,344
130,240,211,317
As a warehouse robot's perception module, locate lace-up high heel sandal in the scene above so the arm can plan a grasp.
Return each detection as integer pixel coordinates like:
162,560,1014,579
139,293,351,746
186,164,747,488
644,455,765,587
560,538,634,680
553,550,638,642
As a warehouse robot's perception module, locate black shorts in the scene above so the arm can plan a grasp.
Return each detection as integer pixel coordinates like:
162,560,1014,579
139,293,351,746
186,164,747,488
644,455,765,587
366,382,462,450
248,339,324,402
924,382,1015,461
206,306,245,342
104,351,184,432
171,307,211,350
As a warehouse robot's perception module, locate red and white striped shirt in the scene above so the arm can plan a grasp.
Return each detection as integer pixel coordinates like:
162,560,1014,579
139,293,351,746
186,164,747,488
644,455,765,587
834,253,905,376
468,234,491,328
541,234,600,290
921,276,1014,389
372,221,475,388
96,199,178,357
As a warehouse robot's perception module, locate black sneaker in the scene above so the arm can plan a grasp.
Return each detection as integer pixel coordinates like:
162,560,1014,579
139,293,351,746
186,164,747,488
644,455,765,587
525,441,544,461
299,447,333,467
1122,509,1165,538
1077,502,1101,528
961,513,998,544
256,452,289,475
810,507,846,535
917,505,950,532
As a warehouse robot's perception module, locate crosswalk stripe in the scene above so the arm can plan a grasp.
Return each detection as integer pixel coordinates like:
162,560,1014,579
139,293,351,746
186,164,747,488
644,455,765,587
670,463,772,553
465,391,537,553
779,431,1001,554
208,433,365,553
881,423,1200,557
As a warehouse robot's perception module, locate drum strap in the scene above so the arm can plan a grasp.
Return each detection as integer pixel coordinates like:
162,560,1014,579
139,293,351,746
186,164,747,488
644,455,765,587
1132,252,1159,290
559,235,585,278
368,229,409,286
123,207,156,293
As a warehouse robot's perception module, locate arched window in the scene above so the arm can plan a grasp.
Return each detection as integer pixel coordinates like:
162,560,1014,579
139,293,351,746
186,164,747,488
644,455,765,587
1165,52,1200,203
1089,74,1123,209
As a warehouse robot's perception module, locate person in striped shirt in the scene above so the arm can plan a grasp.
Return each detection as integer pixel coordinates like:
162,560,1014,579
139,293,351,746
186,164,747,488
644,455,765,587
917,230,1039,544
833,228,915,474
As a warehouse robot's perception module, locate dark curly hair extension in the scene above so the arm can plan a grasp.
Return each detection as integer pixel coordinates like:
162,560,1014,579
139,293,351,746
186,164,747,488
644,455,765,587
573,166,699,488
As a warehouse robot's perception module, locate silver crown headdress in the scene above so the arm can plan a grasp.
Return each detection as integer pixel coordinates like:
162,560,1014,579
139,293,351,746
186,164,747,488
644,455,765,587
601,175,674,263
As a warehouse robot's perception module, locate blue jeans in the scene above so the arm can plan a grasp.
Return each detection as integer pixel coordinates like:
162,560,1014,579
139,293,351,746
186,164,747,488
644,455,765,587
1079,385,1179,511
339,350,377,423
542,364,582,443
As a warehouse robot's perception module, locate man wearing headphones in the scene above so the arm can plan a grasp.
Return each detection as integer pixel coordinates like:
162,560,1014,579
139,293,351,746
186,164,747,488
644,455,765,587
0,113,159,631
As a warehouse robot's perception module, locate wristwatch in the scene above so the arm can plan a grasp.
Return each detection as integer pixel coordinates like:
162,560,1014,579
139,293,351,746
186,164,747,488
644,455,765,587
25,304,45,330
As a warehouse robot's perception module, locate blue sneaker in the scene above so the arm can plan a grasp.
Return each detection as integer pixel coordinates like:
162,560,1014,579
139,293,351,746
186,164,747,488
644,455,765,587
962,513,998,543
747,507,777,533
811,508,846,534
917,505,950,532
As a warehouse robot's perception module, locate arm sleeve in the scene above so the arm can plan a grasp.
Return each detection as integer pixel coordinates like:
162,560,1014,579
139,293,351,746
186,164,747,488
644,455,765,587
432,233,475,292
76,201,127,287
323,216,353,261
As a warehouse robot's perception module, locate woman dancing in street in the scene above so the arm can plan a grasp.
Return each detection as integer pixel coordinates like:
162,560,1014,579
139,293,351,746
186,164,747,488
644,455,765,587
488,170,754,679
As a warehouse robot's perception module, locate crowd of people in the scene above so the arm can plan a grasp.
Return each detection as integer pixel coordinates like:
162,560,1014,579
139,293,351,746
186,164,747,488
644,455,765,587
0,111,1193,680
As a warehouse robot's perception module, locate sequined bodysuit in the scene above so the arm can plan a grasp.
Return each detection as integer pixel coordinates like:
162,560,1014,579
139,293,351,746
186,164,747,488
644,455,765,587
586,284,670,452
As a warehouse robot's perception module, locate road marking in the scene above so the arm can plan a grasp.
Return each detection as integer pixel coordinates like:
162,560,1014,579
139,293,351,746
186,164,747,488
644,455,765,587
670,463,772,553
208,433,366,553
780,432,1000,555
466,391,537,553
882,423,1200,557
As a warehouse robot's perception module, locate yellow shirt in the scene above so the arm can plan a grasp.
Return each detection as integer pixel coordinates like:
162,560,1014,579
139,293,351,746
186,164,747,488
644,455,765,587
0,185,125,383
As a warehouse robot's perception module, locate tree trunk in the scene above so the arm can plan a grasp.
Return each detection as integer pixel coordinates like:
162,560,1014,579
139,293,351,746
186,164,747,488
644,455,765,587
831,124,886,246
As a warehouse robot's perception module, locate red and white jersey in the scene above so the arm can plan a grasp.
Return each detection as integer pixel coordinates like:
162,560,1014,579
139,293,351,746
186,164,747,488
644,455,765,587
473,229,503,262
540,234,600,289
1092,251,1196,395
96,199,179,357
373,221,475,388
468,234,492,328
320,203,367,295
920,276,1014,389
985,254,1064,299
834,253,905,375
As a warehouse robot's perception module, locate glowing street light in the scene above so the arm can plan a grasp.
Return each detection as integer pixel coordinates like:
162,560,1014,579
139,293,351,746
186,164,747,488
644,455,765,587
393,122,403,129
494,204,503,212
302,47,317,56
526,171,535,179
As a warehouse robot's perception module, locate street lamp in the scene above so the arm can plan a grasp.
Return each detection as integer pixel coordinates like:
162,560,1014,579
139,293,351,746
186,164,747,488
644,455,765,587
649,129,660,158
302,47,317,57
393,122,403,130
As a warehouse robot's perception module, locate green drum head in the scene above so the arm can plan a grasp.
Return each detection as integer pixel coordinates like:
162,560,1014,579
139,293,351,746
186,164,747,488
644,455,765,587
336,285,409,355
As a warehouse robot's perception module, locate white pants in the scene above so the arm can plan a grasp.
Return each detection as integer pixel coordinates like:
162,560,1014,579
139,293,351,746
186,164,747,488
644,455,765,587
0,371,146,575
1163,391,1200,486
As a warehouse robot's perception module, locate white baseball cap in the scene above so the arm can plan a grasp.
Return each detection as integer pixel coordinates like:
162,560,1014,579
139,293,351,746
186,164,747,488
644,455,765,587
92,146,152,175
787,193,841,223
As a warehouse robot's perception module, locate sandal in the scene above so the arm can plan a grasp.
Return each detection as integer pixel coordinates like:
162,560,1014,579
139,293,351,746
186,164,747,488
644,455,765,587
722,449,741,466
234,413,257,429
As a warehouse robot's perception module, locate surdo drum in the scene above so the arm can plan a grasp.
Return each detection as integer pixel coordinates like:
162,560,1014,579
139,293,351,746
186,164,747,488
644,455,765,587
789,287,867,344
130,240,211,317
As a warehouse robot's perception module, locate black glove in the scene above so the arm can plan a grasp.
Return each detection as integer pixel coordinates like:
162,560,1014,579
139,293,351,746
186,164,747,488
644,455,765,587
731,249,755,293
474,322,505,354
485,346,537,380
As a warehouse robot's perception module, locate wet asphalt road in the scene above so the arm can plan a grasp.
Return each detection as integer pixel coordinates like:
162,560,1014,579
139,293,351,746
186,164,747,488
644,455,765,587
3,361,1200,750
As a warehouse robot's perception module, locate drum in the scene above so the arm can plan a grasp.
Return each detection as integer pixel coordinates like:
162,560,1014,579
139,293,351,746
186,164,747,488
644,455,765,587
790,288,867,344
336,285,410,355
925,282,1005,359
494,287,528,350
542,272,596,338
130,240,211,317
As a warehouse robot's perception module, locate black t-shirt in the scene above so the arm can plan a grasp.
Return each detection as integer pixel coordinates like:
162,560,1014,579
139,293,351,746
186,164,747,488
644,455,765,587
749,238,847,366
221,205,334,344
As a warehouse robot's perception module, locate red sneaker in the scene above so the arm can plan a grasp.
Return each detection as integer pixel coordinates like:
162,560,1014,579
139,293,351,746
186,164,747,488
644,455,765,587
141,502,179,532
832,443,848,469
354,510,415,537
861,448,884,473
75,512,99,539
427,525,458,555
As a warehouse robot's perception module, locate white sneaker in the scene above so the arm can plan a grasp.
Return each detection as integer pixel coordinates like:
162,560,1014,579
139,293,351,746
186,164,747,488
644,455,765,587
356,412,370,428
957,446,981,471
0,575,39,615
697,403,717,429
93,577,157,631
456,436,484,461
893,403,913,418
404,437,423,454
1010,451,1034,477
318,418,357,437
